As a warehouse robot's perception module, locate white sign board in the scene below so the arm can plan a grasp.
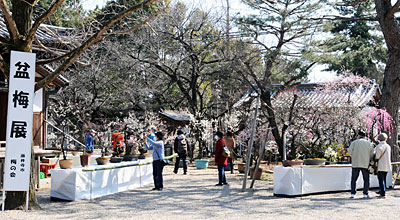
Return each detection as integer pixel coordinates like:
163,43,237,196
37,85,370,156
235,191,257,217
3,51,36,191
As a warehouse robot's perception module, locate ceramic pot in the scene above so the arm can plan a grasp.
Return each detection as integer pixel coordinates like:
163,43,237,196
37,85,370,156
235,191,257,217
237,163,245,173
249,167,263,180
110,157,123,163
59,159,73,169
304,159,326,166
80,155,90,167
96,157,110,165
282,160,304,167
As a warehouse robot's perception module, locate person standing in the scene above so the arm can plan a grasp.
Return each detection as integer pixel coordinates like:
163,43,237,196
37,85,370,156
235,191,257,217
215,131,228,186
348,131,374,199
375,133,391,198
173,130,187,175
224,131,236,174
144,131,165,191
85,129,95,154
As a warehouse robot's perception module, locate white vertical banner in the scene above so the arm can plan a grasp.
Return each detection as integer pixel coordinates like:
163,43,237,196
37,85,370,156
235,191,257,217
3,51,36,191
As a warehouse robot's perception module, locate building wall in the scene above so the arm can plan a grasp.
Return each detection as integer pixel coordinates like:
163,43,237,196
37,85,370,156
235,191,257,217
0,91,7,144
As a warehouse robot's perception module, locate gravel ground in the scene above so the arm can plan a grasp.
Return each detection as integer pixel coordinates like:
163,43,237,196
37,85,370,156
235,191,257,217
1,165,400,220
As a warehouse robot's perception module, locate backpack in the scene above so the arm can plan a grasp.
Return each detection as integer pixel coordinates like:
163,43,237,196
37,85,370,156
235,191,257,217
177,138,187,154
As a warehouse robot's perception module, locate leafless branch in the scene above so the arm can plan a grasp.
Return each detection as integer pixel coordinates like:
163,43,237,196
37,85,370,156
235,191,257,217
308,15,378,21
388,0,400,20
35,0,160,91
0,0,19,41
28,0,65,42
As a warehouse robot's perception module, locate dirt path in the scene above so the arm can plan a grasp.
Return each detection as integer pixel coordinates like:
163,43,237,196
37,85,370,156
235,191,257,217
1,165,400,219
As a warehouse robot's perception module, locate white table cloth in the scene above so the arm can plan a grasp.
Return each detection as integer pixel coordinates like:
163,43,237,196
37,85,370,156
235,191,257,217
50,158,153,201
274,165,392,196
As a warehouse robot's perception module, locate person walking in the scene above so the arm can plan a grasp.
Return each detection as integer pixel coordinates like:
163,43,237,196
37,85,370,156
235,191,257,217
215,131,228,186
144,131,165,191
173,130,188,175
375,133,391,198
348,131,374,199
224,131,236,174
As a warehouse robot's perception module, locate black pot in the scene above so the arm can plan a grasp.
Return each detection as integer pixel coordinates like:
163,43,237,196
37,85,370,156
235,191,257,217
304,159,326,166
123,155,138,161
110,157,123,163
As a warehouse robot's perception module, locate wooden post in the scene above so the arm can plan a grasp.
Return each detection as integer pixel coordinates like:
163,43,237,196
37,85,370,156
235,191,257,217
242,93,260,191
250,135,265,189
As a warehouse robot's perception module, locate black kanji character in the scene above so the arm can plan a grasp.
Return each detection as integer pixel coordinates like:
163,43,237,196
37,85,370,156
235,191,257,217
15,61,30,71
10,172,16,177
20,168,25,172
11,159,17,164
10,121,27,138
21,154,25,158
10,166,16,170
12,90,29,108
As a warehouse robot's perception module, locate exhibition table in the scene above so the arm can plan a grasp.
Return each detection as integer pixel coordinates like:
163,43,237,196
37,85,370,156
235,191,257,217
273,165,393,196
50,158,153,201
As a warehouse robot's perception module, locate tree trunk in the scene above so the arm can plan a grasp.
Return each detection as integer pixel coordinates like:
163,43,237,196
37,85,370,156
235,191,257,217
379,52,400,162
4,148,40,210
3,1,40,210
260,90,283,157
375,0,400,162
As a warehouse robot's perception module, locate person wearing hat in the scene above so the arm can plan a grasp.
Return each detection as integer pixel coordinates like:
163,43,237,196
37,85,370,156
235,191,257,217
214,131,228,186
348,131,374,199
144,131,165,191
375,133,391,198
85,129,95,154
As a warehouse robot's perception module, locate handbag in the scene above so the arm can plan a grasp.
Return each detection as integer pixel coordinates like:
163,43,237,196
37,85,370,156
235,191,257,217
221,145,230,158
155,147,169,166
368,147,387,175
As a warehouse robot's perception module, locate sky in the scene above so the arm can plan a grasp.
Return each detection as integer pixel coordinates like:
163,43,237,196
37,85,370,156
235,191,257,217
81,0,337,82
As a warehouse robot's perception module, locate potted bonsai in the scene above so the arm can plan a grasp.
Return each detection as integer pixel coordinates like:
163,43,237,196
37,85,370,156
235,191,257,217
59,135,73,169
96,146,110,165
80,150,90,167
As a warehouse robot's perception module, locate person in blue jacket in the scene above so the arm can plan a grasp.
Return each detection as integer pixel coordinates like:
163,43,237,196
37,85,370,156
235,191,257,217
144,131,165,191
85,129,95,153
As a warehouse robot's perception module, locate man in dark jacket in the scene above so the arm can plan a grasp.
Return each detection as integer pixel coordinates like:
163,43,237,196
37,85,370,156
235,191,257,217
173,130,187,174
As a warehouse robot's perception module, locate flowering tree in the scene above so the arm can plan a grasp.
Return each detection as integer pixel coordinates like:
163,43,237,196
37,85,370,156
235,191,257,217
233,73,382,160
364,107,394,140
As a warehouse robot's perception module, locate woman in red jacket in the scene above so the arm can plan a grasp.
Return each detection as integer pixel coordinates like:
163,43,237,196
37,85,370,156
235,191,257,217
215,131,228,186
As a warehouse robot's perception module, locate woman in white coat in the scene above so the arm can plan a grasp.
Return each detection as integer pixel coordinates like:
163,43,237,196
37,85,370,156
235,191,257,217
375,133,391,198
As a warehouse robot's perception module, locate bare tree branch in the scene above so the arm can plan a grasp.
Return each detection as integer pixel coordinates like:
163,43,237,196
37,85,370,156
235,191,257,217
28,0,66,42
35,0,160,91
0,53,9,80
388,0,400,20
308,15,378,21
97,6,167,42
0,0,19,41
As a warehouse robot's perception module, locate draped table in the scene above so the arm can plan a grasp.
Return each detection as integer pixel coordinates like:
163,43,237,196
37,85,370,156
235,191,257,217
50,158,154,201
274,164,393,196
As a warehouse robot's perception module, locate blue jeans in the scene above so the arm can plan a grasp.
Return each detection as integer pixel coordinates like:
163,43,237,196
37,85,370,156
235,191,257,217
377,171,388,196
217,165,227,184
153,160,164,189
351,168,369,195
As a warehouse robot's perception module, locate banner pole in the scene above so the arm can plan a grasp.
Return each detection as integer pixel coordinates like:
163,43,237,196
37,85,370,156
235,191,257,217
25,189,29,212
1,190,5,211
